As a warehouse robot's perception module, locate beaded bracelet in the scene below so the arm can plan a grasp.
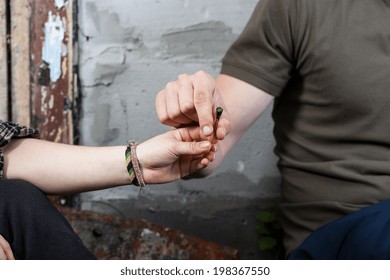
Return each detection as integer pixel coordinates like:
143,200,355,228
125,141,146,188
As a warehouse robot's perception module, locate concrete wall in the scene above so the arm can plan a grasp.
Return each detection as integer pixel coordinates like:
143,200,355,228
78,0,280,259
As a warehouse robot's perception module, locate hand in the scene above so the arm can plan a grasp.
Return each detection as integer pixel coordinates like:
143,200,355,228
137,126,215,184
156,71,231,140
0,234,15,260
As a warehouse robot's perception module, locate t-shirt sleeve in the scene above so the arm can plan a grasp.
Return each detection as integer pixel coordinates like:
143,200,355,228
221,0,296,97
0,120,40,178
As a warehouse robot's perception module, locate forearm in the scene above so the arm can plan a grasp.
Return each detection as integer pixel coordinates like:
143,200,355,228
201,74,275,174
2,138,130,194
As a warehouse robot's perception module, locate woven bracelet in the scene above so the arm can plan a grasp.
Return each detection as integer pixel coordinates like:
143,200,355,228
125,141,146,188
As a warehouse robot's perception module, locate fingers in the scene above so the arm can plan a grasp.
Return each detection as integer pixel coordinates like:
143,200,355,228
174,127,218,164
175,126,203,142
215,113,231,140
175,140,215,178
177,74,198,121
179,154,212,178
156,71,231,139
190,71,215,137
156,88,182,127
0,234,15,260
174,140,212,156
156,80,194,127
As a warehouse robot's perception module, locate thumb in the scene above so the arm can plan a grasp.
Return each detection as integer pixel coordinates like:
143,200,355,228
0,234,14,260
174,140,211,156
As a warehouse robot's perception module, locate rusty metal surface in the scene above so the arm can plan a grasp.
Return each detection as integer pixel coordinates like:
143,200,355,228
60,207,239,260
30,0,76,144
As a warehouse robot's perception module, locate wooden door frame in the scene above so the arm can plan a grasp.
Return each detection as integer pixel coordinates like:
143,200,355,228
0,0,8,120
2,0,77,145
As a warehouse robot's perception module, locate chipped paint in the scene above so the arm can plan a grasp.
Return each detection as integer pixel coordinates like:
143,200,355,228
48,93,54,109
30,0,76,145
160,21,235,59
42,11,67,83
40,86,48,115
55,0,66,9
81,47,127,87
61,54,68,79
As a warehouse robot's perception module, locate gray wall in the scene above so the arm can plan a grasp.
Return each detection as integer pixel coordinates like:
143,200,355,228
78,0,280,259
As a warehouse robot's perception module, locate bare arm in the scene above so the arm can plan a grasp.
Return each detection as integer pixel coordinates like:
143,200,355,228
2,127,214,194
210,74,274,171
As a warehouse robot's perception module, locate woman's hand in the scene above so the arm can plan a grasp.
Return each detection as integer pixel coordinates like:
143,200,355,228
0,234,15,260
137,126,215,184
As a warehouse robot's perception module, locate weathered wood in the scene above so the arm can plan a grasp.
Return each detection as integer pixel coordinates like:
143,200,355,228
0,0,8,120
30,1,77,208
30,0,75,144
10,0,76,143
10,0,31,126
10,0,77,207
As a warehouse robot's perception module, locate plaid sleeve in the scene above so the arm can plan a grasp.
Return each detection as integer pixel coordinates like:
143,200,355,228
0,120,40,179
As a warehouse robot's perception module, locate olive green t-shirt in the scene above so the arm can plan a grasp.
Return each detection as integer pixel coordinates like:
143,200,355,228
221,0,390,255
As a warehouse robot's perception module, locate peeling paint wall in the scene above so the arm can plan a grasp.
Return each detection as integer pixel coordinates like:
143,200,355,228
42,10,67,83
28,0,75,144
78,0,280,259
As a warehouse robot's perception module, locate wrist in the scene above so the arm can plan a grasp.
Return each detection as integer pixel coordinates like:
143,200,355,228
124,141,146,188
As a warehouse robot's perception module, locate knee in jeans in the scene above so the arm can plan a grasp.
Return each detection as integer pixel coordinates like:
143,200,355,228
0,179,46,206
341,211,390,259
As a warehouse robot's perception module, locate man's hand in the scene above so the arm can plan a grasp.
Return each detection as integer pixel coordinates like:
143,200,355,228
137,126,215,184
0,234,15,260
156,71,231,140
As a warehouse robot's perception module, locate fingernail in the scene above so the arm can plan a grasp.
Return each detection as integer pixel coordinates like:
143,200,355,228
214,144,219,152
200,141,211,149
202,126,213,136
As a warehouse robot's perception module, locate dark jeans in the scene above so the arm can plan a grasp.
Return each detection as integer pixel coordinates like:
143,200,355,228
0,179,96,260
289,200,390,260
